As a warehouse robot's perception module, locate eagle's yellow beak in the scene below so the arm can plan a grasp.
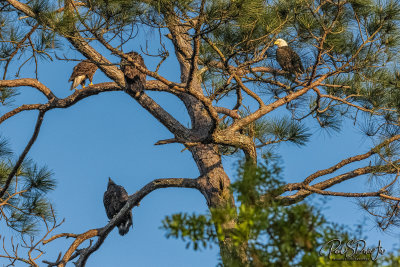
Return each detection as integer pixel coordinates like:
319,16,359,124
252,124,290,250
274,40,279,45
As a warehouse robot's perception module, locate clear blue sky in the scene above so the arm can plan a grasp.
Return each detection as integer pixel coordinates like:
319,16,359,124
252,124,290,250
1,30,399,266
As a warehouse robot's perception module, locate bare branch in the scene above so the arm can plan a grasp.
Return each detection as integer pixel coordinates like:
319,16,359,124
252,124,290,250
2,24,39,79
154,138,199,146
0,207,61,266
43,177,200,266
0,81,191,138
186,0,206,90
0,79,56,100
283,134,400,189
0,104,42,124
279,163,400,204
0,111,45,199
214,107,241,119
300,184,399,200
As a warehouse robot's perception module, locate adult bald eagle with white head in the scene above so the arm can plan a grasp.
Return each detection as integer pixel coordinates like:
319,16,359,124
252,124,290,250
274,39,304,75
69,60,98,90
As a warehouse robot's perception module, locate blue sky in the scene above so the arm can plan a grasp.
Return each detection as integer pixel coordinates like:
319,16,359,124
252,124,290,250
1,31,400,266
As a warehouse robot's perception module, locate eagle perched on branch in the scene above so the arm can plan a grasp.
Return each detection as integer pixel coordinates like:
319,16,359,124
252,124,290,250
274,39,304,75
69,60,98,90
103,178,133,236
120,51,146,97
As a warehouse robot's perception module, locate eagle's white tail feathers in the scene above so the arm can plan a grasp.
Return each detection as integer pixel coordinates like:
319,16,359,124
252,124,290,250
118,217,133,236
70,75,86,90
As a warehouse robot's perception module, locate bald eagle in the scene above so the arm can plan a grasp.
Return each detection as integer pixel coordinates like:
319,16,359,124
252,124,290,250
69,60,98,90
103,178,133,236
120,51,146,97
274,39,304,75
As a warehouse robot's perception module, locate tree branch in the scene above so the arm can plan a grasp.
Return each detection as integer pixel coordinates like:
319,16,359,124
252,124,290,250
186,0,206,90
6,0,125,86
278,163,400,204
0,79,56,100
0,104,43,124
300,184,400,200
1,81,191,137
2,24,39,79
0,111,45,199
224,74,334,133
214,107,241,119
122,86,193,137
43,177,200,266
280,134,400,191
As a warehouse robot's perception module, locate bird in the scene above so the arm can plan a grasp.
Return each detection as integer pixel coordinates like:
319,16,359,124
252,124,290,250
120,51,146,97
274,39,304,75
103,178,133,236
69,60,98,90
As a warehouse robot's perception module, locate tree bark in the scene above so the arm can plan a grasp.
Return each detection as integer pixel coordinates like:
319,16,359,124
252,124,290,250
191,144,248,266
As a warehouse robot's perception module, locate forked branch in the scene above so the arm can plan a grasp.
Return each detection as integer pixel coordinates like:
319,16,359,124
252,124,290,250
42,177,200,267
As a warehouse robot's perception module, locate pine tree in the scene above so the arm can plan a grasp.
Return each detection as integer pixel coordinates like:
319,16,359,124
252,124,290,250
1,0,400,265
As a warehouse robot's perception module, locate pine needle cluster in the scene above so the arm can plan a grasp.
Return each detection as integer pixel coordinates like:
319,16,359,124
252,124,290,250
0,137,56,235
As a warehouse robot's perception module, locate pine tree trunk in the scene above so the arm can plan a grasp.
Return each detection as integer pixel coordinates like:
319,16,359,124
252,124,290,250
190,144,248,266
165,14,249,262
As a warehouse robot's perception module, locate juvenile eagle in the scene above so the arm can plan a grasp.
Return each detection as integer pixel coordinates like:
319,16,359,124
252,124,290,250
69,60,98,90
274,39,304,74
103,178,133,236
120,51,146,97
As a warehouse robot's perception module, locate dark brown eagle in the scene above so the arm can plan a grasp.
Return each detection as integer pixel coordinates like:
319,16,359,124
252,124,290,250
69,60,98,90
120,51,146,97
103,178,133,236
274,39,304,74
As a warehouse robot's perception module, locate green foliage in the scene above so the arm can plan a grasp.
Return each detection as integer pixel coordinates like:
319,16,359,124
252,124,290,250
83,0,143,30
203,0,285,55
217,115,310,156
197,0,400,138
0,88,19,106
24,162,56,193
0,137,12,158
0,0,400,265
0,138,56,235
0,0,59,76
379,247,400,267
162,154,394,266
254,116,311,146
162,213,217,250
232,154,284,204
